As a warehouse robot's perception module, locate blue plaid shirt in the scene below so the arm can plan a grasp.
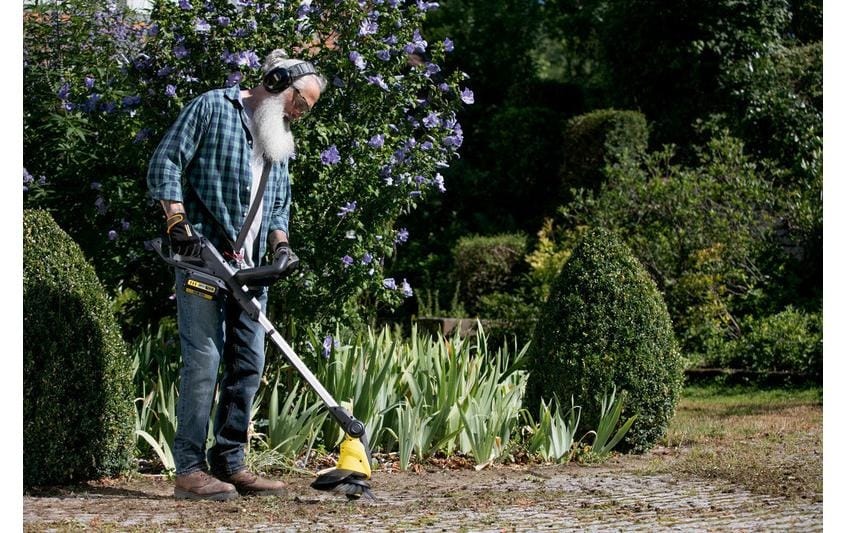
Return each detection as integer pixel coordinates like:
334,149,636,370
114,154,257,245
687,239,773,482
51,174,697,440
147,84,290,264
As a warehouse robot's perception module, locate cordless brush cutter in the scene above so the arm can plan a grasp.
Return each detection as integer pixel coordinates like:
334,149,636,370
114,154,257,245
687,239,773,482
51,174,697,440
147,235,375,500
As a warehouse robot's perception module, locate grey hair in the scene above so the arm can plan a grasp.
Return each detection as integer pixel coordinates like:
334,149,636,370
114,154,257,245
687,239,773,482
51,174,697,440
261,48,328,94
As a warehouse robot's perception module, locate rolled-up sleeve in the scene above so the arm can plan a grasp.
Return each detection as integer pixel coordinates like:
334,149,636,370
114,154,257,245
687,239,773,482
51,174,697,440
268,160,291,235
147,95,210,202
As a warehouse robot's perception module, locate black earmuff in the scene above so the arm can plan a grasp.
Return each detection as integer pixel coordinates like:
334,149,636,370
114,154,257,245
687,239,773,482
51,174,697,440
262,61,318,94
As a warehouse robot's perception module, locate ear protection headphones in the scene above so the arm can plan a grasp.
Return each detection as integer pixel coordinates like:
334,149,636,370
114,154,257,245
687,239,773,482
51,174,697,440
262,61,318,94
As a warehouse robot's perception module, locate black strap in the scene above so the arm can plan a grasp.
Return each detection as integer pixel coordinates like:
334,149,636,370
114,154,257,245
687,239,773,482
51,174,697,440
183,157,272,262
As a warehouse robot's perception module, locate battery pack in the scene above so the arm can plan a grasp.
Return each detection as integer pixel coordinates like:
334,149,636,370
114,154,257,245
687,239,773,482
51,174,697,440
183,271,225,300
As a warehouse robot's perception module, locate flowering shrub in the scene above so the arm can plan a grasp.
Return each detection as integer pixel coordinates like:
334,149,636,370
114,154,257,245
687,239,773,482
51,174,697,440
23,0,470,333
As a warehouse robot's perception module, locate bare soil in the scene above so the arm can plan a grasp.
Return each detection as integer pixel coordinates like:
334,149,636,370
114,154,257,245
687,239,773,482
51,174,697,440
23,390,822,531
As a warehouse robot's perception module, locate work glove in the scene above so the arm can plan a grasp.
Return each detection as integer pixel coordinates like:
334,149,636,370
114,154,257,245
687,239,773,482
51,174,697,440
273,242,300,273
166,212,202,257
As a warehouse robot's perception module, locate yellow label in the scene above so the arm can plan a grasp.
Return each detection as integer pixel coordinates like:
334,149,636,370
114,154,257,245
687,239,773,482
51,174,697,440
187,279,215,293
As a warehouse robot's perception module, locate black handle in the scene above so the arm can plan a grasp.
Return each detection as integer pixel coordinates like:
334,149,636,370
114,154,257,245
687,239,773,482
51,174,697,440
146,237,298,287
233,252,299,286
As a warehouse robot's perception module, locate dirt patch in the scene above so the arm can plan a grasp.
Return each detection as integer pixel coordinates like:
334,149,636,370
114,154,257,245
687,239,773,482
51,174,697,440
24,389,822,531
23,455,821,532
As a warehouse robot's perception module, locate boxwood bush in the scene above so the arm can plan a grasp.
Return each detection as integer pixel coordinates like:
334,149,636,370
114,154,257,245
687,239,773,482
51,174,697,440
452,233,528,316
23,209,135,485
525,227,683,453
560,109,649,195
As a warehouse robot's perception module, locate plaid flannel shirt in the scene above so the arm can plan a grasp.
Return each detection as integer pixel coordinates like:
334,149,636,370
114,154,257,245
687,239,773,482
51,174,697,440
147,84,291,264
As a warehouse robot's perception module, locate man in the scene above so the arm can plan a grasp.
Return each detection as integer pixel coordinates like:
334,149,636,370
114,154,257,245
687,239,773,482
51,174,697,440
147,49,327,501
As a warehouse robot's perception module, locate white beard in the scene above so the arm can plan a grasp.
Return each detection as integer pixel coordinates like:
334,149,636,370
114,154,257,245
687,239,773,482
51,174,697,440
252,94,296,162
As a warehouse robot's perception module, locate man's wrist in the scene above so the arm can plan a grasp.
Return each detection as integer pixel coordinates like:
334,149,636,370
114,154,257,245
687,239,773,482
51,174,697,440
160,200,186,218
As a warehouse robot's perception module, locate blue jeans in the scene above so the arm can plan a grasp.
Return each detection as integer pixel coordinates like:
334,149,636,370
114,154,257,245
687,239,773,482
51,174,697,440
172,268,267,476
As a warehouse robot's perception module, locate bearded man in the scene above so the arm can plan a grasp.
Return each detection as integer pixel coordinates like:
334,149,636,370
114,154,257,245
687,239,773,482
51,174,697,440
147,49,326,501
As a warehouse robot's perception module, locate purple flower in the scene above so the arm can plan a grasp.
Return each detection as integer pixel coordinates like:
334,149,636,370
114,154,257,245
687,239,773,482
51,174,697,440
443,38,454,52
133,128,151,144
434,173,446,192
90,181,102,190
400,278,413,297
376,49,391,61
179,0,192,9
383,278,397,290
322,335,338,358
406,29,427,53
395,228,409,244
342,255,354,267
383,34,398,45
333,76,346,88
439,82,450,92
349,51,367,70
368,134,385,148
173,43,189,59
165,84,177,98
362,253,373,265
157,66,174,78
417,0,439,11
84,76,95,90
57,82,70,101
195,19,211,33
95,196,108,215
226,71,243,87
425,63,441,77
421,141,433,151
23,168,33,192
100,101,116,114
121,220,131,231
216,16,230,26
321,145,341,165
414,175,426,184
422,112,440,129
123,95,142,108
366,74,389,91
337,201,357,217
359,19,378,36
83,93,101,113
108,230,118,241
460,88,475,104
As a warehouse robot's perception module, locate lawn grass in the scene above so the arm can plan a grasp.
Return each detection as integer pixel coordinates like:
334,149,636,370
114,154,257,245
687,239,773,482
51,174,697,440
648,383,822,502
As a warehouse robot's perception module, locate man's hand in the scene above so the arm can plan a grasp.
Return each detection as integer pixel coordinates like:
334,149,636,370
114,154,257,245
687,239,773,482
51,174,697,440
273,242,300,273
166,213,202,257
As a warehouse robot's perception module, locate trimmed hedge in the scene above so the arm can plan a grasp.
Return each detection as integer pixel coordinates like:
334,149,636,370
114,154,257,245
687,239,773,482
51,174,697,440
560,109,649,195
452,233,528,316
525,227,683,453
24,209,135,485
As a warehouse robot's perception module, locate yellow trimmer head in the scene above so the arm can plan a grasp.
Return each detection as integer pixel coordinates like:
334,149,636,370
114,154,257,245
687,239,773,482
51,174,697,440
312,435,374,500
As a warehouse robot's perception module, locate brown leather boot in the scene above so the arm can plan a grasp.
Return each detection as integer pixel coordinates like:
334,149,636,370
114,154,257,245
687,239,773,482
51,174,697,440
216,469,288,497
174,471,239,501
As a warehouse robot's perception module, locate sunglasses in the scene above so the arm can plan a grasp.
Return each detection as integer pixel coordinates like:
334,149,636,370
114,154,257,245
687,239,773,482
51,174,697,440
292,87,312,115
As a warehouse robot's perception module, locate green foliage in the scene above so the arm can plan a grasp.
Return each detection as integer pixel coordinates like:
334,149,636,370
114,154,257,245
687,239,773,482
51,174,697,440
452,233,529,316
587,386,637,459
526,396,581,463
721,42,822,185
562,133,788,364
561,109,648,195
525,227,684,453
23,0,469,334
23,209,135,485
722,308,822,378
